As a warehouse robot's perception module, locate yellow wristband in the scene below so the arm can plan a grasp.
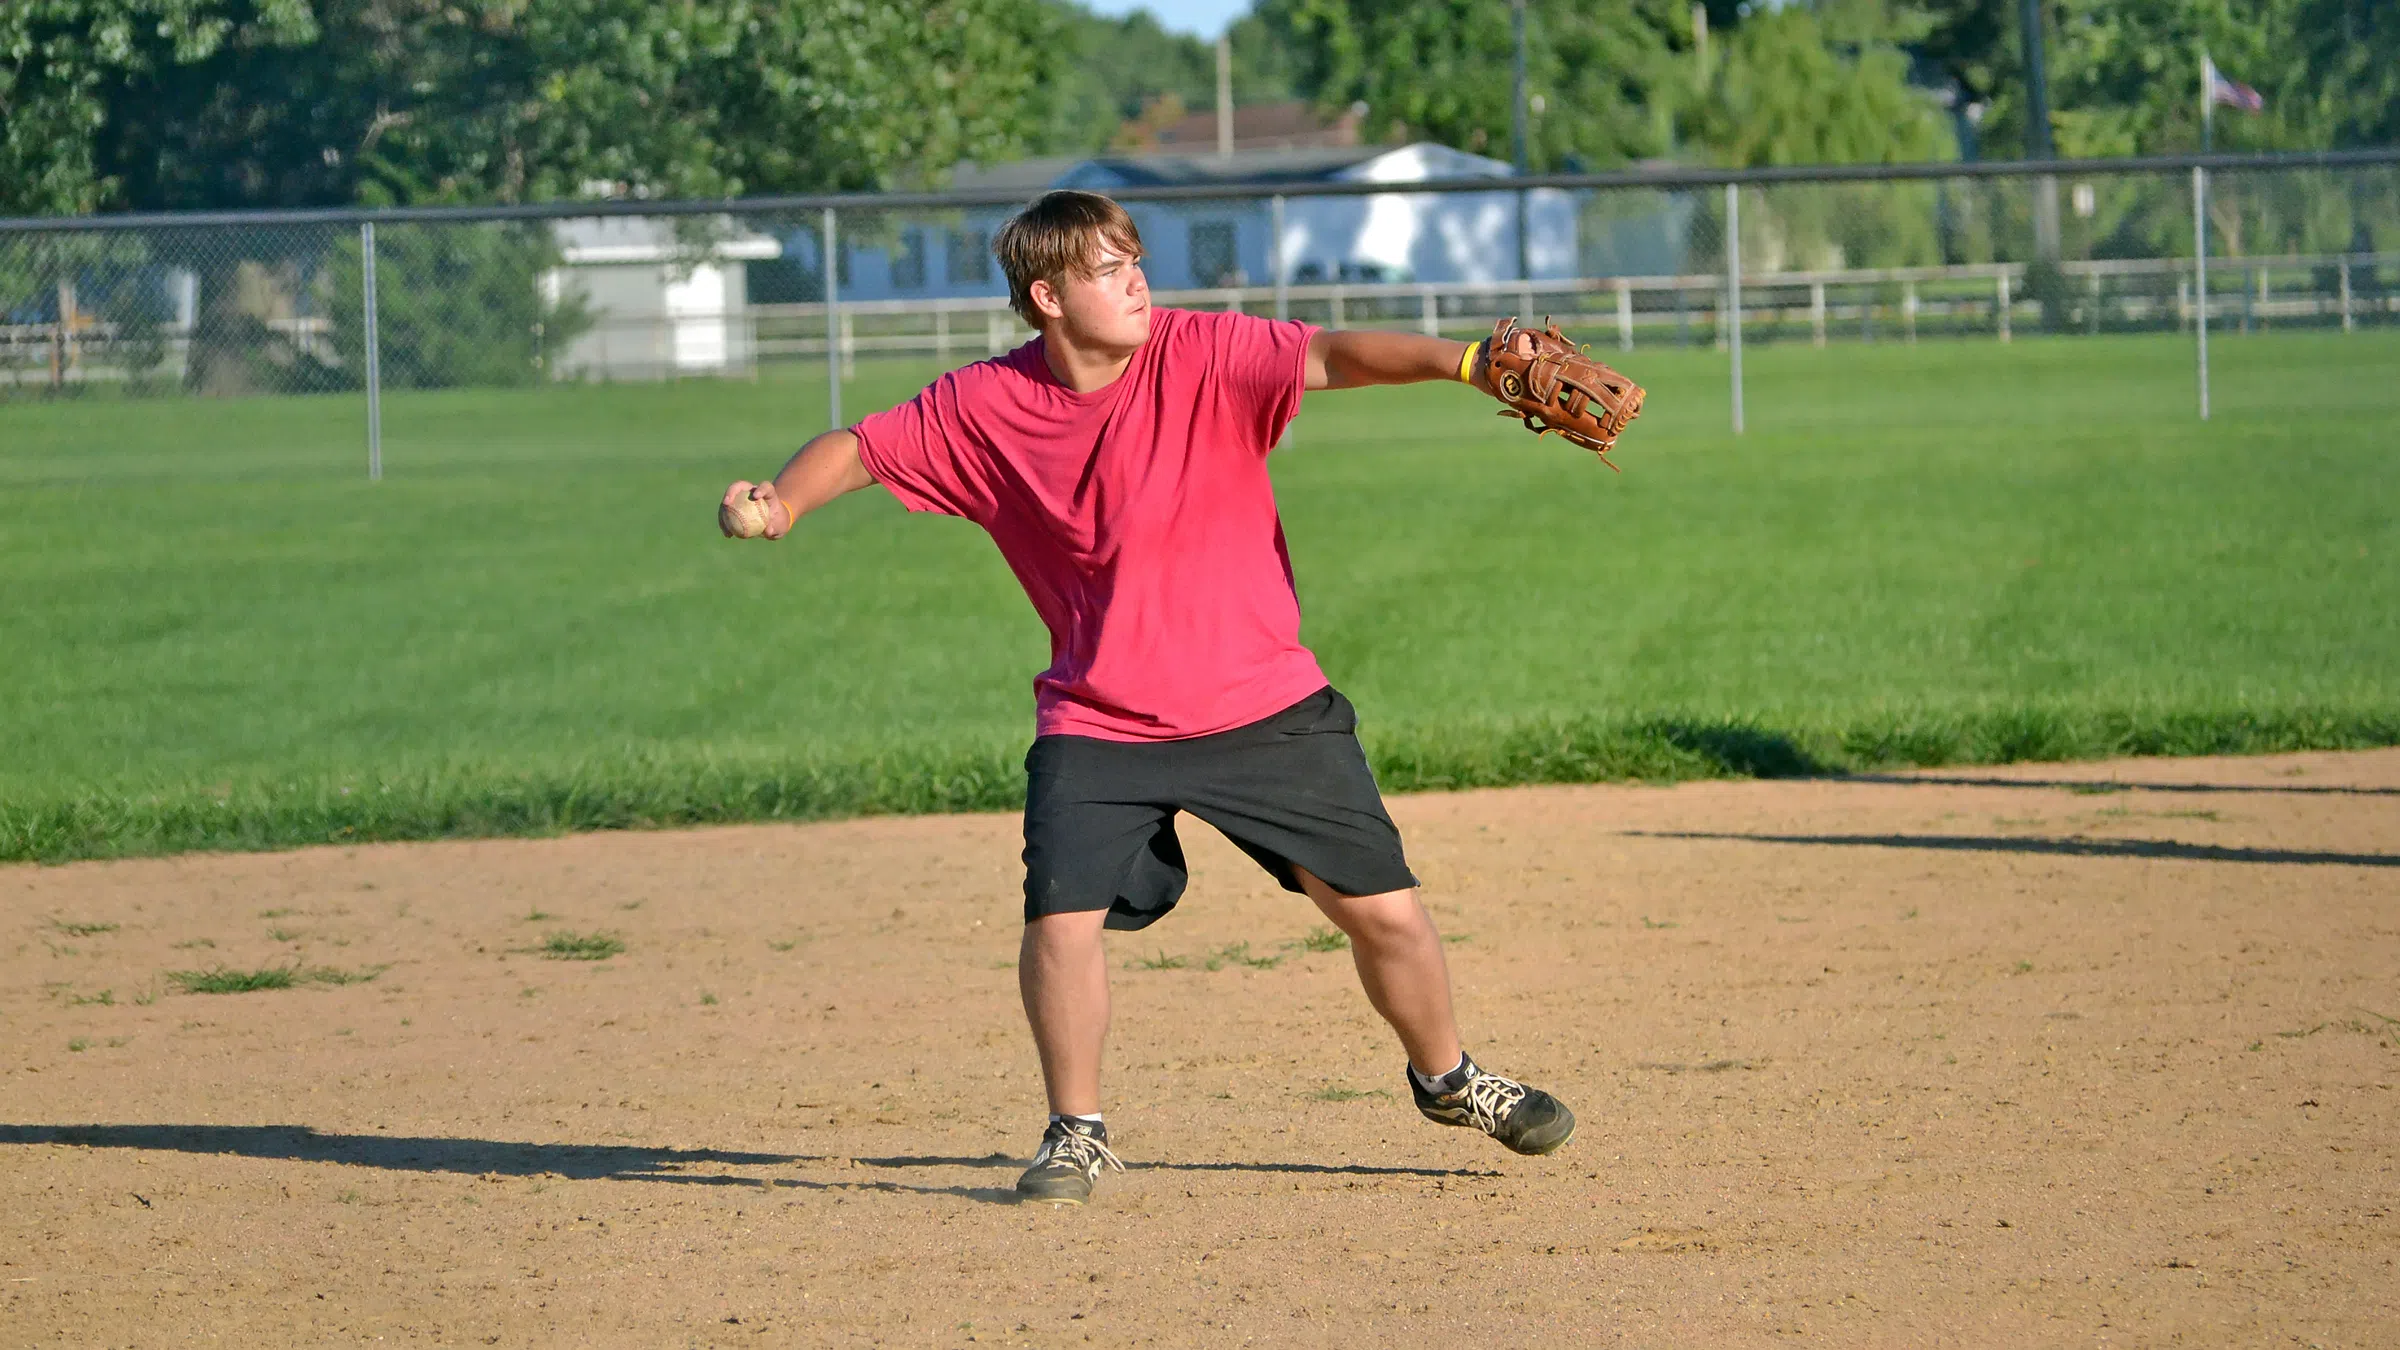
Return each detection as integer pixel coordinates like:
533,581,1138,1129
1456,340,1481,384
780,497,798,533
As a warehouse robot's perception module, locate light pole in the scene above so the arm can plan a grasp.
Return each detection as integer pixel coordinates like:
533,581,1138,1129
2019,0,2061,278
1511,0,1530,283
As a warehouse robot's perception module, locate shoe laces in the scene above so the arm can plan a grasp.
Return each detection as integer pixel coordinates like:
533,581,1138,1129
1036,1125,1125,1176
1457,1071,1528,1134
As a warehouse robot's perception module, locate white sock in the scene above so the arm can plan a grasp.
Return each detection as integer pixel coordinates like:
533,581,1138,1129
1050,1112,1103,1129
1411,1057,1468,1094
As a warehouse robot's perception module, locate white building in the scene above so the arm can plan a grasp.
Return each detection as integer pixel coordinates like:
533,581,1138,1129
771,142,1581,306
543,216,782,380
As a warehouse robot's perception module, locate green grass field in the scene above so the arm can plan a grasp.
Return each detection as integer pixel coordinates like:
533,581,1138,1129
3,329,2395,862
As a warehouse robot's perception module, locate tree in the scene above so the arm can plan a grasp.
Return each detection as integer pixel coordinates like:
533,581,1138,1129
1676,9,1953,168
6,0,1067,217
1906,0,2400,159
1034,3,1301,157
4,2,1067,392
1251,0,1686,170
0,1,318,217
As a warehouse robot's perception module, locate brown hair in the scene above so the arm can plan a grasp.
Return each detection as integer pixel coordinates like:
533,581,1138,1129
992,190,1144,327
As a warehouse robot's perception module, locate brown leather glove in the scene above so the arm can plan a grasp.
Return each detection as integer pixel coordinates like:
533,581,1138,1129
1476,316,1646,470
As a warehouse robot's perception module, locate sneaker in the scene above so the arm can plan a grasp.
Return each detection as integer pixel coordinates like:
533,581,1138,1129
1408,1054,1577,1156
1015,1117,1124,1205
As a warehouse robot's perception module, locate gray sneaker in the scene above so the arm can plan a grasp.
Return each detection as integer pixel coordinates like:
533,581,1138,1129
1015,1118,1124,1205
1408,1054,1577,1156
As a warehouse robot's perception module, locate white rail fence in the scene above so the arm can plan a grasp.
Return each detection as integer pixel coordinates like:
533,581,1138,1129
9,252,2389,393
750,251,2400,368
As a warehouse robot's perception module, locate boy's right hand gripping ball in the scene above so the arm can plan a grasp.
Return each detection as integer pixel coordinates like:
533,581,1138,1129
1478,316,1646,470
719,488,777,539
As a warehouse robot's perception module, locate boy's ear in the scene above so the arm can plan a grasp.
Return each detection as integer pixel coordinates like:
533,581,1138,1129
1028,277,1066,322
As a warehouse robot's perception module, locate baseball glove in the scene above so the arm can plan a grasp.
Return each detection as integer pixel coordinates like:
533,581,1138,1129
1476,316,1645,469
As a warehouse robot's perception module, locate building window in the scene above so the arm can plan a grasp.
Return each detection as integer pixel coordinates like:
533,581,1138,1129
1188,220,1239,287
947,229,991,284
891,228,926,290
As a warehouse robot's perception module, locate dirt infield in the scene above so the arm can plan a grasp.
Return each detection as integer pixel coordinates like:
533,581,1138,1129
5,749,2395,1346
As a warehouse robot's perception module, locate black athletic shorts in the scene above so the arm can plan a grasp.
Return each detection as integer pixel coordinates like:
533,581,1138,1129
1022,685,1419,930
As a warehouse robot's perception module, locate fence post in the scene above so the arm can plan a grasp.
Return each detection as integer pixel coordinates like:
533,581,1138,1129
1996,269,2012,343
2339,257,2353,333
1903,279,1918,345
822,207,841,430
2193,165,2209,421
1615,279,1633,351
1419,287,1437,337
1330,286,1345,330
1810,281,1826,347
1271,194,1289,322
840,311,856,381
934,304,950,363
1725,182,1743,435
2087,268,2102,335
987,308,1006,355
361,221,382,482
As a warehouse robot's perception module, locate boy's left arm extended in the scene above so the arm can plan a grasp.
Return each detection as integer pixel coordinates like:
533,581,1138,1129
1304,329,1487,393
1305,321,1646,468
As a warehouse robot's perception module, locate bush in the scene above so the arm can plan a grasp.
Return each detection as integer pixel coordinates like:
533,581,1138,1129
320,222,590,390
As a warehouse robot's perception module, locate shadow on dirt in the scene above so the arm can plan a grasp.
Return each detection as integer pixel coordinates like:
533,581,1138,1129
1838,773,2400,798
0,1123,799,1180
0,1126,1501,1205
855,1153,1498,1180
1626,831,2400,867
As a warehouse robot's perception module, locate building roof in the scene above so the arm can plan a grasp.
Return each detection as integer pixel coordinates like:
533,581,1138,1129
1139,100,1366,155
553,214,780,264
947,141,1517,198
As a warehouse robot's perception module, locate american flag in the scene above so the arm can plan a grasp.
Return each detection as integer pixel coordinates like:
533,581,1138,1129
2207,61,2264,113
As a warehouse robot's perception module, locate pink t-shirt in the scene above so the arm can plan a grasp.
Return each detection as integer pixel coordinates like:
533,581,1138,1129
852,307,1329,742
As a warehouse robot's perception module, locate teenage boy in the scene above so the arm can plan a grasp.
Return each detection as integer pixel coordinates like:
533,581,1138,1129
720,190,1574,1205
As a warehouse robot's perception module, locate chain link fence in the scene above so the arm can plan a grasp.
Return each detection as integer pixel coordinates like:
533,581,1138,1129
4,152,2393,469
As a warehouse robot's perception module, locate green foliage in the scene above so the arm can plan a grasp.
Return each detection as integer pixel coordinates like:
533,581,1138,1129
1677,10,1954,169
8,1,1063,216
1036,4,1300,155
1909,0,2399,159
167,964,384,993
1295,926,1350,953
51,919,118,936
1253,0,1958,171
0,1,318,215
317,224,590,390
1253,0,1684,168
537,931,624,961
168,965,295,994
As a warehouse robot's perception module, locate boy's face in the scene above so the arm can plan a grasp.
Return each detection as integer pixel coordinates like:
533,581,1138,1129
1036,238,1151,351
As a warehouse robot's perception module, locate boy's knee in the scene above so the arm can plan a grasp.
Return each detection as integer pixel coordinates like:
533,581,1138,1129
1309,886,1430,943
1022,908,1110,954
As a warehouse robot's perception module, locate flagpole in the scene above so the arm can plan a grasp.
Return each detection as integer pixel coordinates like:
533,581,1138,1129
2195,163,2209,421
2201,51,2215,155
2195,50,2211,421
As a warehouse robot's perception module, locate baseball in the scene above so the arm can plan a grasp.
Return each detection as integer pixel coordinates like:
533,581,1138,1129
720,491,775,539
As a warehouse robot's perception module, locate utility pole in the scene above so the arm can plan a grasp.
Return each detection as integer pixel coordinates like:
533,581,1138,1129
1215,35,1234,158
2019,0,2061,278
2017,0,2054,160
1511,0,1530,284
